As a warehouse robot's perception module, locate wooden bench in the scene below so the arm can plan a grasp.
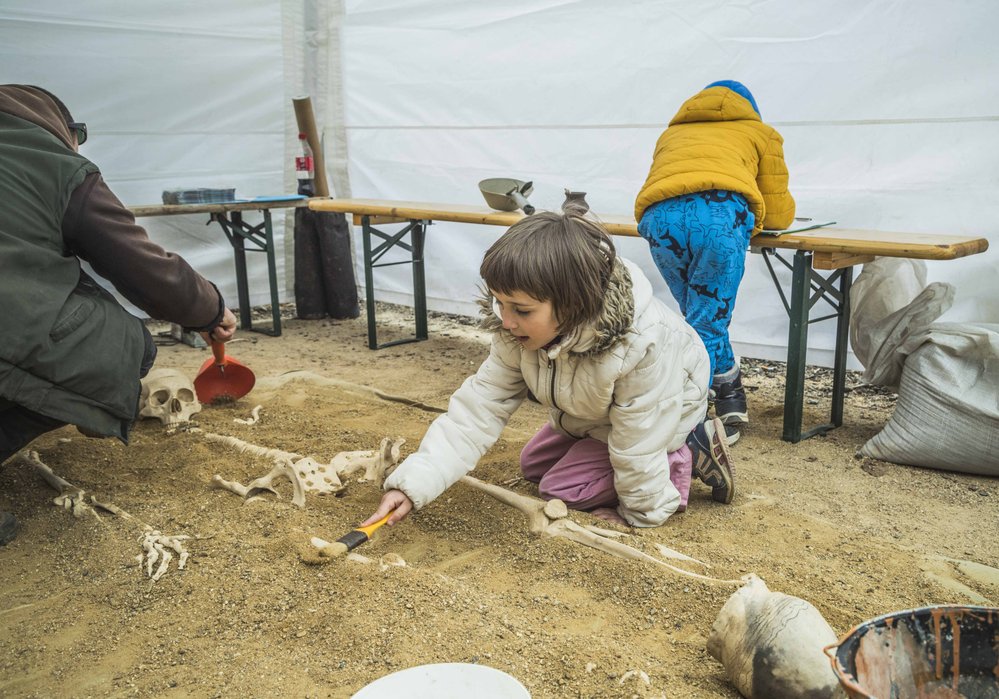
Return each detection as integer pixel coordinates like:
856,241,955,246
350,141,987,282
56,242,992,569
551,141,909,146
309,198,989,442
131,198,312,337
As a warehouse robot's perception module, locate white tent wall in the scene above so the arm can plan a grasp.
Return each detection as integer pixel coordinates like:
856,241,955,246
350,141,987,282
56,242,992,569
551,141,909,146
0,2,290,315
2,2,996,368
331,0,999,367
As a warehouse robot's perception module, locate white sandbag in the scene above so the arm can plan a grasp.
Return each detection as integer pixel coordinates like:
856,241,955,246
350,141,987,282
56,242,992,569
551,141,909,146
849,258,954,389
860,323,999,476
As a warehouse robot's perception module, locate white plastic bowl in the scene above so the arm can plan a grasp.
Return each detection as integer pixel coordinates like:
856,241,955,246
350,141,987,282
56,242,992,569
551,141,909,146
352,663,530,699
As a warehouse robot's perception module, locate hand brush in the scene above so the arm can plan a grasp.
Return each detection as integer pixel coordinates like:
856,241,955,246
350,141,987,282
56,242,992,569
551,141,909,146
311,513,392,559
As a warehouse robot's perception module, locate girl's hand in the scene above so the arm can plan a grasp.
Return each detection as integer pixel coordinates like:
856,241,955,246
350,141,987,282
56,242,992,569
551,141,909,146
361,489,413,527
590,506,628,526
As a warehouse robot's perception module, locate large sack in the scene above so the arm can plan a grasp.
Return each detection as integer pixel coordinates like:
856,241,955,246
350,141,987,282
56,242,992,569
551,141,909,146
850,258,953,389
860,323,999,476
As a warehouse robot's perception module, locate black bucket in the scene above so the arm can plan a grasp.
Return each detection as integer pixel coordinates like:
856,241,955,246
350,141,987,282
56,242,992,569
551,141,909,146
826,605,999,698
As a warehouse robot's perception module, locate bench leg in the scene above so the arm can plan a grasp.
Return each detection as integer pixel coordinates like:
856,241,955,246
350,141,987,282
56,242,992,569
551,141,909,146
830,265,853,427
213,210,281,336
412,223,428,341
362,216,379,349
782,250,811,443
262,210,282,336
361,216,429,350
228,212,254,334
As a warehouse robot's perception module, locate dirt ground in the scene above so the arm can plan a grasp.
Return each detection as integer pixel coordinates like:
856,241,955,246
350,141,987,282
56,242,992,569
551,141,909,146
1,304,997,699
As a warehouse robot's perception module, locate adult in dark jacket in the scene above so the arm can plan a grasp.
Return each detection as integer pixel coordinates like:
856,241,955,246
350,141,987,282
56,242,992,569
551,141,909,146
0,84,237,545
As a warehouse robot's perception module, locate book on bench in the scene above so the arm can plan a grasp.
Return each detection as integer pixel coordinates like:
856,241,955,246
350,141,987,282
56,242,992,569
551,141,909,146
761,218,837,237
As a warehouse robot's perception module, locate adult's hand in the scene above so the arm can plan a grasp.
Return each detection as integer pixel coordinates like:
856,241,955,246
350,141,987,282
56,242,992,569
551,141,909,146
204,307,238,343
360,489,414,527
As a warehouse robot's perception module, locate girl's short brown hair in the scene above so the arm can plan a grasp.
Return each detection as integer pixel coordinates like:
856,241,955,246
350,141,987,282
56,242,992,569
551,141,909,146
479,206,617,332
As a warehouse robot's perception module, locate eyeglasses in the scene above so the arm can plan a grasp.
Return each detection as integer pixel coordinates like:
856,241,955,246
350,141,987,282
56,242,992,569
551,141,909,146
67,122,87,146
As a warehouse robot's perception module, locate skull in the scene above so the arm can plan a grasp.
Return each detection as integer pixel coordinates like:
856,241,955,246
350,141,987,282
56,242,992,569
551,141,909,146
139,368,201,426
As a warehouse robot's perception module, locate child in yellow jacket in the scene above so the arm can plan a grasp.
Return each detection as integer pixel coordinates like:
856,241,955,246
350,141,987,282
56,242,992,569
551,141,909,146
634,80,794,435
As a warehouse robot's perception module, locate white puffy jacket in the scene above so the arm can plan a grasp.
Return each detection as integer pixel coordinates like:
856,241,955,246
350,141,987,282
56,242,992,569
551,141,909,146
384,258,710,526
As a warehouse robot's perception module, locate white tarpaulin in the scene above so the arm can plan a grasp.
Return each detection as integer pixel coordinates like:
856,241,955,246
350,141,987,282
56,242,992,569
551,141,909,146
3,1,997,367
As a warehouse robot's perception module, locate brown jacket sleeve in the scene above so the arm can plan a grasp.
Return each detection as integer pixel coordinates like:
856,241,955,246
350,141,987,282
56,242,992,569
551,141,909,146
62,172,224,330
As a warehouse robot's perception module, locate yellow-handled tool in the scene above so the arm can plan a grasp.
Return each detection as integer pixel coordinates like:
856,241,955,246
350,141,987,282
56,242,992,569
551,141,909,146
315,513,392,559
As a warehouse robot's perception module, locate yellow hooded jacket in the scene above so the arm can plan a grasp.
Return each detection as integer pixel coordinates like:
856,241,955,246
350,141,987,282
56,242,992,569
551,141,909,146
634,86,795,234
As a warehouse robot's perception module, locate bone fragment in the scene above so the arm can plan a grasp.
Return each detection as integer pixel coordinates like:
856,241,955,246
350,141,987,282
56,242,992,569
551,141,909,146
460,476,742,585
543,499,568,520
654,542,710,567
331,437,405,486
203,432,299,463
203,433,307,507
211,474,250,498
152,544,172,582
583,524,627,539
380,553,406,570
139,530,191,582
619,669,650,686
19,451,102,520
707,575,843,699
294,457,344,496
245,462,306,508
234,405,263,425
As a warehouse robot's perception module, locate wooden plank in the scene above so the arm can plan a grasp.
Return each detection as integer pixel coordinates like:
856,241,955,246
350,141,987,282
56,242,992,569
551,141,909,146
309,198,989,261
353,214,410,226
812,252,875,270
131,197,313,218
754,228,989,260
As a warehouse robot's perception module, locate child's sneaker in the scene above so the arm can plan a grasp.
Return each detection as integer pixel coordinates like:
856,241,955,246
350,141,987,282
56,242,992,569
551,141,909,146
723,423,741,446
686,418,735,504
0,510,17,546
712,368,748,426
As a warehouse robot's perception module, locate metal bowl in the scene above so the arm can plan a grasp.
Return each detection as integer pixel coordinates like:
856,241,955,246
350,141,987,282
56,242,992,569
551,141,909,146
826,604,999,699
478,178,531,212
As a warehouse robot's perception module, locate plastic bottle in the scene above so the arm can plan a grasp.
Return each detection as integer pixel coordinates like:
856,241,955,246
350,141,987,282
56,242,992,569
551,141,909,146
296,133,315,197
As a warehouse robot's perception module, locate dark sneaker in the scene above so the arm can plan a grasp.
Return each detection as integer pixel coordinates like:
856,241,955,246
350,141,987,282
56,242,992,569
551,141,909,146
723,423,741,446
712,369,748,426
687,418,735,504
0,510,17,546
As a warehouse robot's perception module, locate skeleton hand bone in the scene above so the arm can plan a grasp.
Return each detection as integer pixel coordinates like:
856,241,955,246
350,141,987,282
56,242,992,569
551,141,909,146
138,530,191,582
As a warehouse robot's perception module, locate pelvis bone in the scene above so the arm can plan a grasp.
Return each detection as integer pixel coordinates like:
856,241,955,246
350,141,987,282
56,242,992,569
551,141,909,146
707,575,844,699
331,436,405,487
139,368,201,426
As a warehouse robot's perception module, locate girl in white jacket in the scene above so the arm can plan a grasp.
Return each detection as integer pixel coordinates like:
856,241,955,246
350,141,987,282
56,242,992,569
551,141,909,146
362,204,736,529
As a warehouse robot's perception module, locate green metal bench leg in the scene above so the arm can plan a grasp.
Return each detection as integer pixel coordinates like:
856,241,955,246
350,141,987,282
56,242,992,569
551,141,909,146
262,210,282,336
215,210,281,336
228,211,254,333
412,223,428,341
830,266,853,426
362,216,379,350
361,216,429,350
783,250,811,443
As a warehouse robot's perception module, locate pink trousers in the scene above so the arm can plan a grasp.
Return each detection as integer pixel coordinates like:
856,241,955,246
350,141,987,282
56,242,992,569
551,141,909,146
519,424,692,513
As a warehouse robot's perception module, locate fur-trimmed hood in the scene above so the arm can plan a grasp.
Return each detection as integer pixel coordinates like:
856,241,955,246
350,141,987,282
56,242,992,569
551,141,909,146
478,256,644,358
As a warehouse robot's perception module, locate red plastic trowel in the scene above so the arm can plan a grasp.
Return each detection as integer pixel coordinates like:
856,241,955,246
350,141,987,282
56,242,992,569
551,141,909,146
193,340,255,404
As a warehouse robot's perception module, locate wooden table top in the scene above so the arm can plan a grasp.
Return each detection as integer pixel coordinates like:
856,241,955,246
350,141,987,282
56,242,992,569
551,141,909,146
309,198,989,262
131,197,313,218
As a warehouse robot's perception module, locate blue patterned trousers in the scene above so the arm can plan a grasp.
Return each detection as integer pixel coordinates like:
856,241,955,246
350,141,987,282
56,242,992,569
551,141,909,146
638,190,754,377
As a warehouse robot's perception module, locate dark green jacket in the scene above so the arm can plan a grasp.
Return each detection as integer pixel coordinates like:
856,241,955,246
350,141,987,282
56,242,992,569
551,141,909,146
0,111,148,440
